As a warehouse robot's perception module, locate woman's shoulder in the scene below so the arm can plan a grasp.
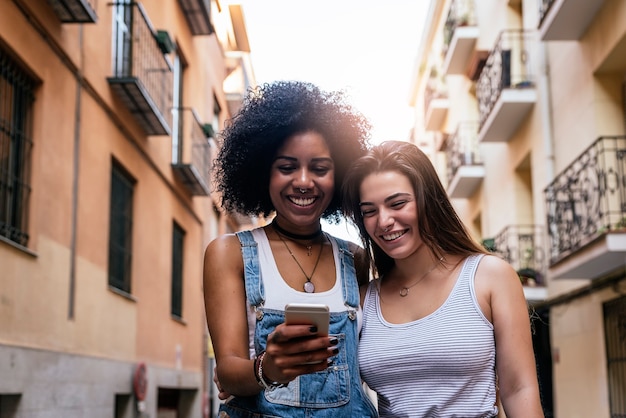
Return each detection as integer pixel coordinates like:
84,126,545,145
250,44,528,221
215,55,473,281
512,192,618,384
475,253,516,274
203,233,246,285
474,253,522,292
328,234,363,254
360,278,379,302
205,233,244,260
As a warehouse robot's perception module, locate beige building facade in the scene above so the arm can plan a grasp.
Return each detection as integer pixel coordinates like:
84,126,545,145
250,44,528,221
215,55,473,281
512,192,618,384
0,0,253,417
410,0,626,417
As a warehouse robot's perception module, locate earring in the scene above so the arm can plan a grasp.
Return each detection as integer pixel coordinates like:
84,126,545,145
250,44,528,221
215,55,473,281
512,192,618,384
299,188,307,194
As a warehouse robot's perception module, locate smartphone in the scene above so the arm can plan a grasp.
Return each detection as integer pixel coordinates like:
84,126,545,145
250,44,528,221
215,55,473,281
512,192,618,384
284,303,330,336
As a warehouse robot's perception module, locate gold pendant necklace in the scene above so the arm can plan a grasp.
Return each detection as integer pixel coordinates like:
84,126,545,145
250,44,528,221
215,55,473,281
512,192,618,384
276,231,325,293
399,257,444,297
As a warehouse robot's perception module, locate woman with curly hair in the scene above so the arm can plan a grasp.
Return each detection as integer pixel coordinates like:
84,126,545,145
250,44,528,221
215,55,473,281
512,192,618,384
203,81,378,417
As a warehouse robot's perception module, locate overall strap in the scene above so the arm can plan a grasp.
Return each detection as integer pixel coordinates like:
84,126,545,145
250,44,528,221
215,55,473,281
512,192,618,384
235,230,265,307
334,236,360,309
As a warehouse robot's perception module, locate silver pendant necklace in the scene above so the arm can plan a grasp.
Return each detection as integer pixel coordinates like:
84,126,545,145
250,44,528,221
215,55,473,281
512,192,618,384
276,231,325,293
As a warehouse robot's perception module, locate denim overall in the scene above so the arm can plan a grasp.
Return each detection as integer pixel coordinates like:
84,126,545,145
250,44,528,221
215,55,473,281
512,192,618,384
218,230,378,418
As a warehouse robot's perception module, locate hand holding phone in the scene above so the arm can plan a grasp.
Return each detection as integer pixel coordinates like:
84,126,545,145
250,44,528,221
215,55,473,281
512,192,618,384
284,303,330,336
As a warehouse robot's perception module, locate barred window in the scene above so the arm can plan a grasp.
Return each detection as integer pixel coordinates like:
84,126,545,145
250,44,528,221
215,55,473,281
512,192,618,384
108,162,135,293
171,222,185,318
0,48,35,247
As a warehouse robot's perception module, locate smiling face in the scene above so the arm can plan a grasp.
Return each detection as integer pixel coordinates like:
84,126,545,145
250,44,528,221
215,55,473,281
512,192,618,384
359,170,424,261
269,131,335,231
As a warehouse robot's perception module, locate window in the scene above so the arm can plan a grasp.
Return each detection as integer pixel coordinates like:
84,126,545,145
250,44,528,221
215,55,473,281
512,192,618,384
0,393,21,417
604,294,626,416
114,393,132,418
108,162,135,293
212,94,221,134
0,48,35,247
112,0,132,77
172,52,187,164
171,222,185,318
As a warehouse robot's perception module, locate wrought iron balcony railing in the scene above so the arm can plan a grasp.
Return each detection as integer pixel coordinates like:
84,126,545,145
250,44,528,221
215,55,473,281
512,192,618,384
442,0,477,53
544,136,626,265
47,0,97,23
538,0,556,27
424,73,448,131
446,121,481,183
476,29,536,131
424,72,448,108
171,108,212,196
538,0,606,40
107,2,173,136
489,224,547,287
445,121,484,198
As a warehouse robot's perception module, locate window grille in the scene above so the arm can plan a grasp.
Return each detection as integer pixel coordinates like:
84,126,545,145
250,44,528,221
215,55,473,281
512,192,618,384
171,222,184,318
604,293,626,417
108,162,134,293
0,48,35,247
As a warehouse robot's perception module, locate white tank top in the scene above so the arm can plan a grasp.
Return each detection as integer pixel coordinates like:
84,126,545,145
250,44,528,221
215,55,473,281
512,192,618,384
245,228,359,358
250,228,345,311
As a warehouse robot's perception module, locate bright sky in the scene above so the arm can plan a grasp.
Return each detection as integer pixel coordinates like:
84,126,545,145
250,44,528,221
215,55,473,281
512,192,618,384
237,0,429,145
235,0,429,242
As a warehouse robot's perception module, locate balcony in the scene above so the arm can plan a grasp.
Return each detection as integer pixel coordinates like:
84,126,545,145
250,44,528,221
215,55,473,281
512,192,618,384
47,0,97,23
544,136,626,279
538,0,606,41
446,121,484,198
434,131,450,152
442,0,478,76
424,72,449,131
488,224,548,301
213,3,253,115
476,30,537,143
107,3,173,136
178,0,213,35
171,108,212,196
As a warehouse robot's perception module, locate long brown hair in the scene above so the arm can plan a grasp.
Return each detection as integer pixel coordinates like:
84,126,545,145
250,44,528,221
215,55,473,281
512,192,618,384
342,141,485,278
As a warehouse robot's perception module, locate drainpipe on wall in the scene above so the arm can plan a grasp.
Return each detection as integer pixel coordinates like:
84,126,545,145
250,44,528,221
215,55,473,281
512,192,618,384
68,25,84,320
537,41,556,185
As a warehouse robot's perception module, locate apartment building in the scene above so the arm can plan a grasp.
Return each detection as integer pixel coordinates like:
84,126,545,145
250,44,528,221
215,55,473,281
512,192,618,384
0,0,254,416
410,0,626,416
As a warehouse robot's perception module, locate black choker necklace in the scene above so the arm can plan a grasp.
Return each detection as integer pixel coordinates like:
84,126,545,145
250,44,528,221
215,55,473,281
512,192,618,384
272,220,323,241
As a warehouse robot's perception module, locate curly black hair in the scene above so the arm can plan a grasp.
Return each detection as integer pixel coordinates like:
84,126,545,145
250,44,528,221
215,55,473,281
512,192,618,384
214,80,371,223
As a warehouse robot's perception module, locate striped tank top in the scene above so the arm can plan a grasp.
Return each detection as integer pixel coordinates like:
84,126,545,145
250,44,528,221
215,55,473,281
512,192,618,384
359,254,498,418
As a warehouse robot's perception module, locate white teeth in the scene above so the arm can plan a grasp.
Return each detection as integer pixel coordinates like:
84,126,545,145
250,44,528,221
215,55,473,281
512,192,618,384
382,231,405,241
289,197,315,206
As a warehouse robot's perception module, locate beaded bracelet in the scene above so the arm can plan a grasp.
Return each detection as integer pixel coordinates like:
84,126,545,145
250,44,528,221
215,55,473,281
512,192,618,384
253,355,263,387
256,351,284,390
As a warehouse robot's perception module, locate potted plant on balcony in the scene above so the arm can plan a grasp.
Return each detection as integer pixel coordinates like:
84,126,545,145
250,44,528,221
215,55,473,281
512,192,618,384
517,247,542,287
613,216,626,231
457,13,470,27
517,267,541,287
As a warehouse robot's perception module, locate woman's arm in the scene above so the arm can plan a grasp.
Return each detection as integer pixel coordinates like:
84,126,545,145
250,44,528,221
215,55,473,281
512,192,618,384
204,234,261,396
475,255,544,418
